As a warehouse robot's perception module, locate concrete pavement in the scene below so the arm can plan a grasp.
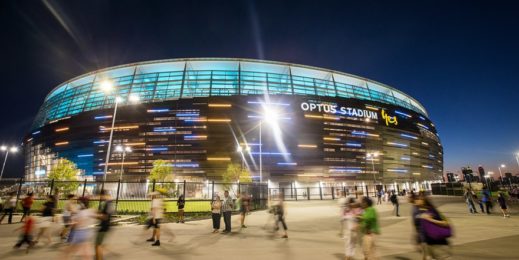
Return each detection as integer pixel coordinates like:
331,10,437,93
0,196,518,259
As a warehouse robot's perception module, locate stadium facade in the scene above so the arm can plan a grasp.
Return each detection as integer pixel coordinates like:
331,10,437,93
24,58,442,183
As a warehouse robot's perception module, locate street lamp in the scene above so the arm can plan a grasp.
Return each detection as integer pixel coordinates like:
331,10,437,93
258,105,280,183
0,146,18,180
366,152,379,183
115,145,132,180
236,145,251,169
100,80,140,182
498,164,505,186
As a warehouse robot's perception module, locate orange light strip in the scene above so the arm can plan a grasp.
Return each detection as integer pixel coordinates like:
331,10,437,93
304,114,323,119
99,162,139,166
55,141,69,146
100,125,139,131
323,137,340,141
365,105,379,111
207,157,231,161
298,144,317,148
208,104,232,108
55,127,69,132
124,142,146,146
207,118,231,122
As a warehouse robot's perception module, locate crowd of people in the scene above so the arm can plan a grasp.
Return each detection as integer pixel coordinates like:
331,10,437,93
2,185,517,259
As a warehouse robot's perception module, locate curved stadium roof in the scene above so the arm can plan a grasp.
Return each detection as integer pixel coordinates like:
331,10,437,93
32,58,428,129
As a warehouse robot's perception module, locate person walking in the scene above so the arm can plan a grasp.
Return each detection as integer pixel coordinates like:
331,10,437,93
176,194,185,223
13,215,36,253
415,195,452,260
146,192,163,246
472,192,485,213
96,190,114,260
390,191,400,217
63,197,96,260
35,195,56,245
221,190,234,234
211,195,222,233
60,194,78,241
273,194,288,238
240,192,250,228
0,192,16,224
342,197,361,260
481,187,492,214
463,188,477,214
376,190,383,205
359,197,380,260
20,193,34,222
497,192,510,218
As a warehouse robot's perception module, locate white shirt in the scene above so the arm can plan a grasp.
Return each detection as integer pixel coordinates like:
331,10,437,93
151,198,164,219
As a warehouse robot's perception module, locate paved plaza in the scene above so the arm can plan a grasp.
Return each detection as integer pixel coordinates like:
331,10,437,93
0,196,518,259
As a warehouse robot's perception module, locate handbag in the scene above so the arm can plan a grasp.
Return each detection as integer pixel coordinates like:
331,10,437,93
421,218,452,240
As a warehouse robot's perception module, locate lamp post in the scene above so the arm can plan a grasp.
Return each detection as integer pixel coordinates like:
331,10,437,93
498,164,505,186
115,145,132,180
100,80,140,183
0,146,18,180
366,152,379,184
236,145,251,170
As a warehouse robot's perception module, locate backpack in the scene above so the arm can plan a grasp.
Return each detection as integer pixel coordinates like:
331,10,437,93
390,194,397,204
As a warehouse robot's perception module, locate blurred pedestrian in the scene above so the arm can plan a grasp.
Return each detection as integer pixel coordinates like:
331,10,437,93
240,192,250,228
481,187,492,214
177,194,185,223
497,192,510,218
221,190,233,234
463,188,477,214
376,189,383,205
211,195,222,233
96,190,114,259
60,194,78,241
35,195,56,245
0,192,16,224
342,197,361,260
20,193,34,222
415,195,452,260
273,194,288,239
63,196,96,260
390,191,400,217
13,215,36,253
359,197,380,260
472,192,484,213
146,191,163,246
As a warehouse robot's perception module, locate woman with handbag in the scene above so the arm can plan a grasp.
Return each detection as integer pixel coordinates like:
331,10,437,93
416,195,452,260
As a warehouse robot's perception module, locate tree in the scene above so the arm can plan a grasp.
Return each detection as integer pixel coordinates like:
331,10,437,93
223,163,252,184
149,159,173,181
149,160,175,195
47,158,80,195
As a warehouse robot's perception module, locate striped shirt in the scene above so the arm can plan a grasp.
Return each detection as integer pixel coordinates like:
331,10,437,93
222,196,234,212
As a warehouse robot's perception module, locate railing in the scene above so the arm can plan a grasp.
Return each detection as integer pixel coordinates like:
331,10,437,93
0,179,268,215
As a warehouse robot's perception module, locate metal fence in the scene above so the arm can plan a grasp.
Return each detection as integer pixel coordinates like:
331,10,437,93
0,179,268,215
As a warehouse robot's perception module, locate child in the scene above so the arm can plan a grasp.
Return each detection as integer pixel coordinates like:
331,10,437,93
14,215,36,253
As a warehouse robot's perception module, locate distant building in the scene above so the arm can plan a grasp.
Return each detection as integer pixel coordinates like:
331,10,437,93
462,167,474,182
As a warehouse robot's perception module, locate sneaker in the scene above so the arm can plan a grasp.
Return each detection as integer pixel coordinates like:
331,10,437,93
146,238,155,242
281,235,288,238
241,225,247,228
151,240,160,246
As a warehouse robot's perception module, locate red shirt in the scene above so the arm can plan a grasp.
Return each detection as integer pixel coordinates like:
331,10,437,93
22,197,34,208
23,217,35,234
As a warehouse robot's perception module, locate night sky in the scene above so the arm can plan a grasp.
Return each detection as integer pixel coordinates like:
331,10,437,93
1,0,518,178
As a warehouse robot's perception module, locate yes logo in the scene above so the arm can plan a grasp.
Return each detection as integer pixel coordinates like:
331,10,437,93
381,110,398,126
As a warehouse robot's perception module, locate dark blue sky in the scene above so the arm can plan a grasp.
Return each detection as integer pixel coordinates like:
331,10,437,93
1,0,518,177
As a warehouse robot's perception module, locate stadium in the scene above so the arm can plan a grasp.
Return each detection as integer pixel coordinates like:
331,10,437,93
24,58,443,184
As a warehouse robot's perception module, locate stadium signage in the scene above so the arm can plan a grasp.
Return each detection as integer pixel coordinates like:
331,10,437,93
300,102,378,120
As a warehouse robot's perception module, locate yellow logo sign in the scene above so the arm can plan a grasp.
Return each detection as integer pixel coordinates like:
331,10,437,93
381,110,398,126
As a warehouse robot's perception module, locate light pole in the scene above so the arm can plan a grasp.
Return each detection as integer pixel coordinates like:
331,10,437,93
0,146,18,180
366,152,379,184
236,145,251,170
115,145,132,180
498,164,505,186
100,80,140,183
259,121,263,183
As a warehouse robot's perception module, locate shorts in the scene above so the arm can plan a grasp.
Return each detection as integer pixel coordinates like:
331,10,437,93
146,218,161,229
39,216,53,228
500,205,507,210
69,229,92,244
240,206,247,214
63,216,72,227
95,231,108,245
